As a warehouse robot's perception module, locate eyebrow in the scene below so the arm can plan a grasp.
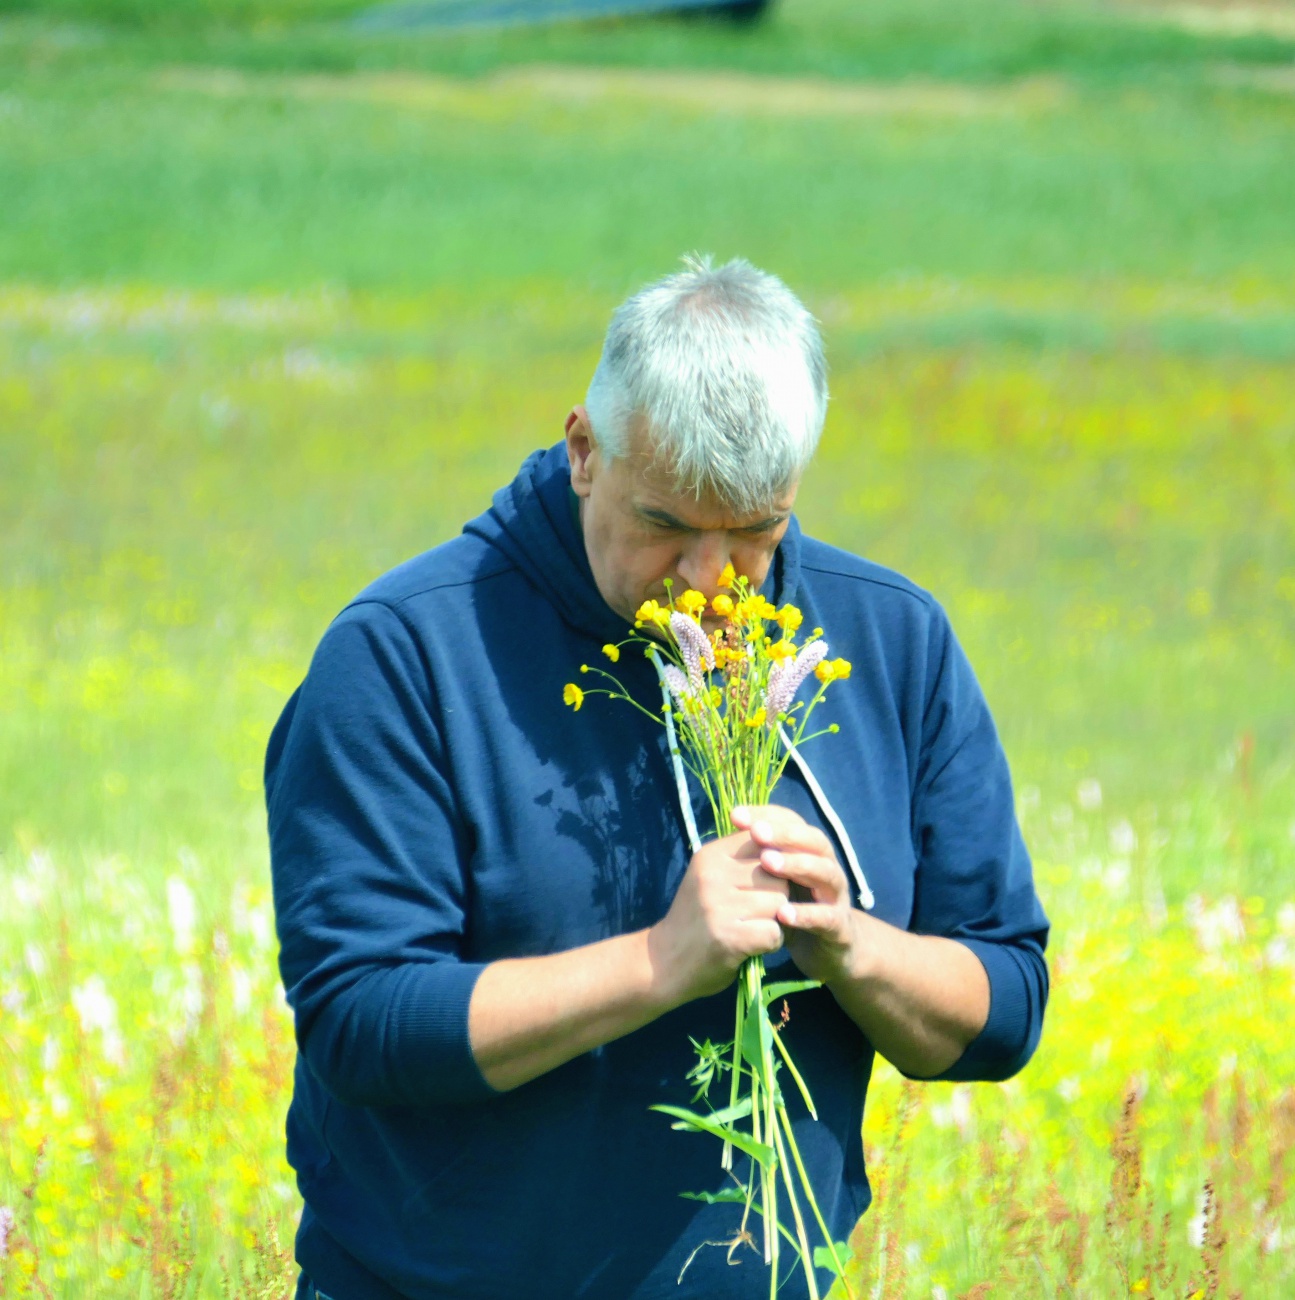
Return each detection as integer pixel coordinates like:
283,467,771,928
635,505,787,533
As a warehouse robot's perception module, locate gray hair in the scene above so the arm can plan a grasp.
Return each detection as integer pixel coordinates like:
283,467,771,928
584,255,828,515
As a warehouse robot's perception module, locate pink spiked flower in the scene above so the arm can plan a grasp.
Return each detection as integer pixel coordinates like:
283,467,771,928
661,664,693,709
670,611,715,689
764,640,829,721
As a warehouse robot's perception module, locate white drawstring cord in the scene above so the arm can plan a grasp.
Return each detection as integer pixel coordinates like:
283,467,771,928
777,725,875,910
652,653,703,855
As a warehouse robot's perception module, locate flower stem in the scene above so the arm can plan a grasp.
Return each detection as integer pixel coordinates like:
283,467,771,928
770,1103,820,1300
776,1102,857,1300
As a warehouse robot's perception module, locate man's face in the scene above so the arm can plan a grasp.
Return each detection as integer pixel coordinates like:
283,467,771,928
565,407,798,631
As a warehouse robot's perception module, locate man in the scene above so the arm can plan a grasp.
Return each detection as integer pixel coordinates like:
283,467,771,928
267,256,1050,1300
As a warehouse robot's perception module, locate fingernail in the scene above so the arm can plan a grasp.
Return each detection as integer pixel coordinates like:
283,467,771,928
762,848,784,870
753,820,773,843
731,806,750,823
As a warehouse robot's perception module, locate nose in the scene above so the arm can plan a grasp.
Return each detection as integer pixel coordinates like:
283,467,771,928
676,533,731,595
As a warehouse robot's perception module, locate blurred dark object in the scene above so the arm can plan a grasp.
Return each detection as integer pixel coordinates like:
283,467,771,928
690,0,770,22
355,0,774,32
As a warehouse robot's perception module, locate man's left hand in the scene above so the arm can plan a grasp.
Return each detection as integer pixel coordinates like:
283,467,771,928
729,805,859,985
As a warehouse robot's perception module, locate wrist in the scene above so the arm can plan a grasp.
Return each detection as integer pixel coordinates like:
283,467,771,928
640,924,691,1013
831,910,884,989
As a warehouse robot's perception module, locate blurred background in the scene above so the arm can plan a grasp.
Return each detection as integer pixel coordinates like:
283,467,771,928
1,0,1294,1294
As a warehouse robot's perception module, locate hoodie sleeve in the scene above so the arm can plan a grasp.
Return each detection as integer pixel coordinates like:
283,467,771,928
902,600,1051,1084
265,599,498,1108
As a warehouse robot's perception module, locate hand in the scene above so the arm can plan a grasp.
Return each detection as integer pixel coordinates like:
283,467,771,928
730,805,860,985
648,829,790,1004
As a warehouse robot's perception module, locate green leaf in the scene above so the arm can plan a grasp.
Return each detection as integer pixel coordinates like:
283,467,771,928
761,978,822,1006
812,1242,854,1276
771,1027,819,1120
649,1104,777,1169
699,1096,753,1127
740,996,774,1073
679,1188,749,1205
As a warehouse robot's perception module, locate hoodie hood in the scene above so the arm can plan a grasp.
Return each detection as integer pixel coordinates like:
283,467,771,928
463,440,803,644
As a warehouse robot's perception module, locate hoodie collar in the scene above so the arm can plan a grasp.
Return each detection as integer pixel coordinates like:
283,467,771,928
465,440,802,643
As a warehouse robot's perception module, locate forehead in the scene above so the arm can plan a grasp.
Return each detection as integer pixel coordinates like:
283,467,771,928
613,421,796,529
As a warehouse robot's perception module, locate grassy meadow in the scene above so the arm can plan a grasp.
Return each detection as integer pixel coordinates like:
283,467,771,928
2,0,1295,1295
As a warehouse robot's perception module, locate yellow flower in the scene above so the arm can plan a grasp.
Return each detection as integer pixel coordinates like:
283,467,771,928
744,708,767,728
711,593,734,617
814,657,853,684
774,604,803,633
563,683,584,711
719,562,736,589
709,686,723,707
602,644,620,663
767,639,796,663
677,589,708,619
635,599,670,627
736,595,778,624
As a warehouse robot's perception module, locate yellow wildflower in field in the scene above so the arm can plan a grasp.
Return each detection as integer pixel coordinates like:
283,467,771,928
711,594,734,617
676,589,708,619
563,683,584,710
719,562,736,588
602,644,620,663
767,639,797,663
745,708,767,727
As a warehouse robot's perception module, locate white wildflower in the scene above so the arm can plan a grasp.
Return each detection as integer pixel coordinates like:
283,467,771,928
1076,778,1102,810
1110,819,1137,855
71,975,125,1067
167,876,197,955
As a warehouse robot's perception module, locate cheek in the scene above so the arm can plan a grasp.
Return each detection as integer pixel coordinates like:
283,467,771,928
732,538,781,583
600,533,677,596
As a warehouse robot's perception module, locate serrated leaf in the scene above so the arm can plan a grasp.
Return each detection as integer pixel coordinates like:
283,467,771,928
649,1104,777,1169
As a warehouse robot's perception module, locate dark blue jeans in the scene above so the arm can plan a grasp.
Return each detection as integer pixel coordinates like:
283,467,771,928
294,1272,334,1300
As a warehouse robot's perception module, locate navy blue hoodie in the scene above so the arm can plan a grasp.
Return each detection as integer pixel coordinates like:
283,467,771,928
266,441,1050,1300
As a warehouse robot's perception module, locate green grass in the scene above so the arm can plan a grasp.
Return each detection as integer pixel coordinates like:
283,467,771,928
2,1,1295,292
1,1,1294,1294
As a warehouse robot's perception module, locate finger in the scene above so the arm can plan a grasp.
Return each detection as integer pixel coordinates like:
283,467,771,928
758,849,847,901
735,918,785,956
737,884,792,918
736,807,834,858
775,901,848,935
721,857,790,895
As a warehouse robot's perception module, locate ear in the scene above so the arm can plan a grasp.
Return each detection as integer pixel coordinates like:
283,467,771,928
565,405,597,498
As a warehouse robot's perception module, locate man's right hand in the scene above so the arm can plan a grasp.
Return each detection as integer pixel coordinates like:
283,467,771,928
647,828,790,1005
467,829,788,1092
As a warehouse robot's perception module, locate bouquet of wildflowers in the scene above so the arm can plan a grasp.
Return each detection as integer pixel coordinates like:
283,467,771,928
564,564,856,1299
